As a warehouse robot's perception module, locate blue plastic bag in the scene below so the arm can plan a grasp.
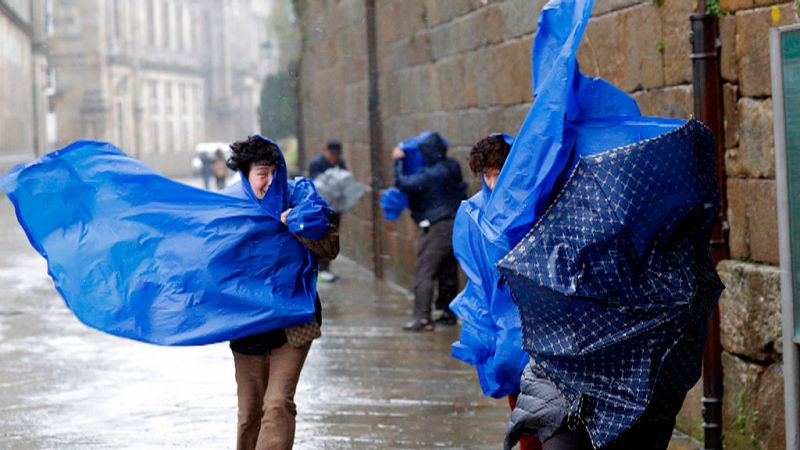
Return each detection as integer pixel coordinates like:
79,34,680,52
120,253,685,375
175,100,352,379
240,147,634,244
450,0,685,398
1,137,330,346
380,131,439,221
380,188,408,221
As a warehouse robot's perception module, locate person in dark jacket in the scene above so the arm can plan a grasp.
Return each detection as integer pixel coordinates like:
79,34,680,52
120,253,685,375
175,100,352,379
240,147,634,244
309,140,347,178
309,140,347,282
392,131,466,331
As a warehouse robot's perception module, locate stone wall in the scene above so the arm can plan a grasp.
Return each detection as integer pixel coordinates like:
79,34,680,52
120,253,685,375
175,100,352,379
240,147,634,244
297,0,375,268
297,1,799,447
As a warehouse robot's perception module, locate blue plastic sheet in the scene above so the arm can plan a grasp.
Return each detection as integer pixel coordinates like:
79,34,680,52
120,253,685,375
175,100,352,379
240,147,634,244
0,137,330,346
450,0,685,398
380,188,408,221
380,131,436,221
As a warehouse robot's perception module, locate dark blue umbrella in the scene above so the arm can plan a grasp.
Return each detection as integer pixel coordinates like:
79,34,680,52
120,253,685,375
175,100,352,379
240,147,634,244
497,119,724,448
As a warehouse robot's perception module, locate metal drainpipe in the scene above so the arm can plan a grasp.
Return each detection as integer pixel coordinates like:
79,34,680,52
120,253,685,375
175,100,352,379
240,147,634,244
30,0,42,157
292,60,306,173
691,2,729,449
364,0,384,279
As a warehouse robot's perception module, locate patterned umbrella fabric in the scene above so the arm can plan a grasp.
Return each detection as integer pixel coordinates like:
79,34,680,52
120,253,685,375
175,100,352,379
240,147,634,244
498,120,724,448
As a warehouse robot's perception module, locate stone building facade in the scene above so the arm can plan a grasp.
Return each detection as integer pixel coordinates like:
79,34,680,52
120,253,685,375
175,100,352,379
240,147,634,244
48,0,270,175
296,0,800,447
0,0,47,172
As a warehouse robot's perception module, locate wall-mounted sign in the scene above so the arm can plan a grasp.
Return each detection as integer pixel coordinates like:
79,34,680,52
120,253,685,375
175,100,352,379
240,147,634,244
772,23,800,449
773,23,800,342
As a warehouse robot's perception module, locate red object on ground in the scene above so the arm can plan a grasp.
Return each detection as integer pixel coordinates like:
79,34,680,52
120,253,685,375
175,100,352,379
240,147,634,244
508,393,544,450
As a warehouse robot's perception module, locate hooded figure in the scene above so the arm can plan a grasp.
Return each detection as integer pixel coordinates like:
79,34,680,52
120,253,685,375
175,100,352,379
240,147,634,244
394,131,467,225
393,131,467,331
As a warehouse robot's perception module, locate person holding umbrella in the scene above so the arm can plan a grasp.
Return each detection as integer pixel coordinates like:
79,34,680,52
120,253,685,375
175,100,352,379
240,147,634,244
485,1,725,448
309,140,348,282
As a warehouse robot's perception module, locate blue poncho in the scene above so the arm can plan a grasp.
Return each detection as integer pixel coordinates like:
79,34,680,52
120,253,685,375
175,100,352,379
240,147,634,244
0,136,331,346
450,0,687,398
380,131,436,221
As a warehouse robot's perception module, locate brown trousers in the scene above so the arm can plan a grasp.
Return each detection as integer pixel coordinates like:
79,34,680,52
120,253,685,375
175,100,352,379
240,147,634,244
232,342,311,450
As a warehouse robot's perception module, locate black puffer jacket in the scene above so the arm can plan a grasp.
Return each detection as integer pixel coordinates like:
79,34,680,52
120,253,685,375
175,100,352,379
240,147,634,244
393,132,466,225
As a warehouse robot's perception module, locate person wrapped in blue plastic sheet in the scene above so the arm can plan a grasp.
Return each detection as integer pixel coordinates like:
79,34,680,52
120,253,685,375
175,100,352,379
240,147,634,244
451,0,691,399
380,131,431,221
443,0,723,447
0,136,331,346
450,131,531,399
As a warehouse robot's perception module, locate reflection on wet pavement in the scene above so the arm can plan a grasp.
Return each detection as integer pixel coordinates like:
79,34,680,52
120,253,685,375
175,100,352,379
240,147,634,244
0,197,701,449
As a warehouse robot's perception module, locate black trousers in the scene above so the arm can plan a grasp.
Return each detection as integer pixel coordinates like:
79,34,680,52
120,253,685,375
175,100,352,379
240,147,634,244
541,425,592,450
413,218,458,320
319,212,341,272
542,419,674,450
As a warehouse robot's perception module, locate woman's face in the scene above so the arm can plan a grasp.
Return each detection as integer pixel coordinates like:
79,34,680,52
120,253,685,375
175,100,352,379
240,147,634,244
248,163,277,200
482,167,500,191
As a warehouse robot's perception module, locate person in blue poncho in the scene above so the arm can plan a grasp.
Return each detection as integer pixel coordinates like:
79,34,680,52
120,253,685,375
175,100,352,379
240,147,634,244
392,131,466,331
223,136,339,450
461,134,543,450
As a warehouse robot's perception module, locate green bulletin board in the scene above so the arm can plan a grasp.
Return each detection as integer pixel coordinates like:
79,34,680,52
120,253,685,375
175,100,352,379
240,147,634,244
778,27,800,342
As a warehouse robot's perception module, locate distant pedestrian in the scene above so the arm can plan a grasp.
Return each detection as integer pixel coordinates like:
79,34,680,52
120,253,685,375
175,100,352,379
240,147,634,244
224,136,339,450
393,131,466,331
213,149,228,190
309,141,347,282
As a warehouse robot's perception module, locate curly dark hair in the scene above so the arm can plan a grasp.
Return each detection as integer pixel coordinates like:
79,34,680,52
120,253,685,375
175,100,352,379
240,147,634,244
468,134,511,176
226,136,281,174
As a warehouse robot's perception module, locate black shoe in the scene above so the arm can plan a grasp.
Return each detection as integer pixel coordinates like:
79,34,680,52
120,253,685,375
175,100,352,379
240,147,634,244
435,312,457,326
402,318,435,332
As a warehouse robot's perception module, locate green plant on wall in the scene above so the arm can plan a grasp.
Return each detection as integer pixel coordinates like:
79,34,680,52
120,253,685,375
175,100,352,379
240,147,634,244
734,389,761,449
707,0,725,16
655,37,665,55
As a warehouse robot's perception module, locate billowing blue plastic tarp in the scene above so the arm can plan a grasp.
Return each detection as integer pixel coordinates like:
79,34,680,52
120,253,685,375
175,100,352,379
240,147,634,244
0,137,330,346
380,131,437,221
449,0,685,398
